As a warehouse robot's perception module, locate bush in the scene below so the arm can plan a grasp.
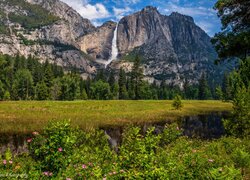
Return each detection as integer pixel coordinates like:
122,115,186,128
0,121,249,179
172,94,183,110
28,120,81,174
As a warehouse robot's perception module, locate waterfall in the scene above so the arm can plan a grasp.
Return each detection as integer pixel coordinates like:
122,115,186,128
110,23,119,61
104,23,119,67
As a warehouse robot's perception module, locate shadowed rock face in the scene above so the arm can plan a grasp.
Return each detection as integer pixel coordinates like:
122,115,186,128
116,6,217,84
78,21,117,60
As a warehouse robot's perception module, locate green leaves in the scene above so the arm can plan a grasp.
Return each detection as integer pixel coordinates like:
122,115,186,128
172,94,183,110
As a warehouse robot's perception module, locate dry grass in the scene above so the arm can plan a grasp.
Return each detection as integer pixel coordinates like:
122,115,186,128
0,100,232,134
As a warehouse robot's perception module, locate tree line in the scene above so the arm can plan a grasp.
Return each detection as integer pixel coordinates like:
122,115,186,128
0,54,228,101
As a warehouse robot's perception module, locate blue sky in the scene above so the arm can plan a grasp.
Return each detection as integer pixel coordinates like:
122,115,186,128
61,0,221,36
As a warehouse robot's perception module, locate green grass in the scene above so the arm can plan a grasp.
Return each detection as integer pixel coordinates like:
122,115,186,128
0,100,232,134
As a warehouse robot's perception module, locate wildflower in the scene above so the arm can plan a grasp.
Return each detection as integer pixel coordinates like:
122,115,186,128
9,160,13,164
113,171,117,175
43,172,49,176
58,147,63,152
82,164,87,169
27,138,32,143
32,131,39,135
66,178,72,180
3,160,7,165
176,126,180,130
49,172,53,176
103,178,107,180
208,159,214,163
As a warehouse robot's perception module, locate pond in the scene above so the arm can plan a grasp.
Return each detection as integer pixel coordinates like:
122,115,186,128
101,111,229,151
0,112,229,154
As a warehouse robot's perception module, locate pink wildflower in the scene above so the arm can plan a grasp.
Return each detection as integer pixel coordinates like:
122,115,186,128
113,171,117,175
66,178,72,180
82,164,87,169
27,138,32,143
103,178,107,180
3,160,7,165
208,159,214,163
43,172,49,176
58,147,63,152
32,131,39,135
9,160,13,164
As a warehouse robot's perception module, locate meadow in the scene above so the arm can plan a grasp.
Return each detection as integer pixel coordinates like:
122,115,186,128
0,100,232,134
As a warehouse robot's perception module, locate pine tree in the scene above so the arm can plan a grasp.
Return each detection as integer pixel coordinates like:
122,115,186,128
198,73,211,100
131,55,144,100
35,81,49,100
118,68,128,99
0,80,5,100
172,94,183,110
12,69,34,100
108,70,116,98
43,60,54,87
222,73,232,100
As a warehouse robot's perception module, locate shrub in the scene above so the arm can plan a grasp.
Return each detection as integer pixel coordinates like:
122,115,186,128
28,120,81,174
172,94,183,110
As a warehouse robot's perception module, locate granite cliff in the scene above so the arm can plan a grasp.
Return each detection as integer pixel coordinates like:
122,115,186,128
0,1,222,84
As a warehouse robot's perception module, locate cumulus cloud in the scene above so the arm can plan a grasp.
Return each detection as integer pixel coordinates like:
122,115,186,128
61,0,110,20
164,3,215,17
163,2,218,35
113,7,132,20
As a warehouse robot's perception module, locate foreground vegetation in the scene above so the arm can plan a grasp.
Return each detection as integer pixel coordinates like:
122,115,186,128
0,100,231,134
0,121,249,179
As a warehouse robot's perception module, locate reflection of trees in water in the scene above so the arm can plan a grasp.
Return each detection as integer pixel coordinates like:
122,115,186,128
0,112,228,154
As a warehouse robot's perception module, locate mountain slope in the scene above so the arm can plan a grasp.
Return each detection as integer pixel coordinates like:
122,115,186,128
0,0,96,76
115,6,218,85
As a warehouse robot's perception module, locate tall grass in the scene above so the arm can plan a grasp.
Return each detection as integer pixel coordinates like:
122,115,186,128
0,100,232,134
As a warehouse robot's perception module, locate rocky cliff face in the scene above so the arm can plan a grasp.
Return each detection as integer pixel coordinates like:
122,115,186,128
116,6,217,85
78,21,116,60
0,0,96,75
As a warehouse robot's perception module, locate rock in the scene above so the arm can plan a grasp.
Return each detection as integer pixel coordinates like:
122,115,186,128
78,21,116,60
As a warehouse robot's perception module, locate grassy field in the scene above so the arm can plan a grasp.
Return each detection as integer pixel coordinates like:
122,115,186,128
0,100,232,134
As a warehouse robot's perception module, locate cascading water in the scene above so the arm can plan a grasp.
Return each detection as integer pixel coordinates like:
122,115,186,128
110,24,119,61
105,23,119,67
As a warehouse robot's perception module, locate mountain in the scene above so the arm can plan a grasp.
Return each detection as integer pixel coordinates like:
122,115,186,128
0,1,226,85
0,0,96,77
114,6,218,85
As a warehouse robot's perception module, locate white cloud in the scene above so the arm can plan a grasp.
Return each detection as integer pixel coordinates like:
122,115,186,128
162,2,218,35
113,7,132,20
164,3,215,17
196,21,215,36
61,0,110,20
123,0,141,4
